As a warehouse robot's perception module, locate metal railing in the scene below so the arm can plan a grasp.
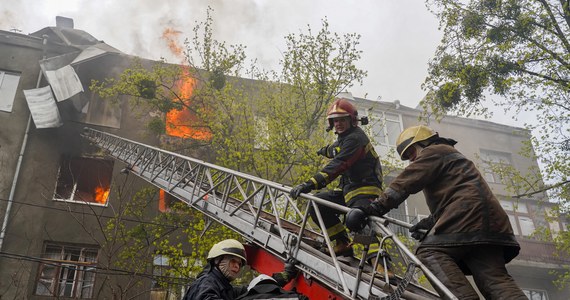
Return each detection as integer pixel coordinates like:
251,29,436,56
82,127,455,300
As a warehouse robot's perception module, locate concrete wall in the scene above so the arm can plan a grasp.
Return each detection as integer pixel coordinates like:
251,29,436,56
0,30,167,299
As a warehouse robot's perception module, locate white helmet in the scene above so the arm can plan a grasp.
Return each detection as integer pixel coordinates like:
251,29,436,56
247,274,277,291
207,239,247,264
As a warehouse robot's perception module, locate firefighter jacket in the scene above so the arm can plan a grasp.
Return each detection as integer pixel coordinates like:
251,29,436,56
378,143,520,263
310,126,383,203
183,266,246,300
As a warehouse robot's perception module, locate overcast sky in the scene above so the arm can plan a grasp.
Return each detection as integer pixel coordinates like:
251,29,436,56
0,1,531,128
1,0,444,107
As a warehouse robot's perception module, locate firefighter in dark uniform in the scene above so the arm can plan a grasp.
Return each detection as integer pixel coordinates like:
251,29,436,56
361,125,526,299
290,98,383,258
183,239,298,300
183,239,249,300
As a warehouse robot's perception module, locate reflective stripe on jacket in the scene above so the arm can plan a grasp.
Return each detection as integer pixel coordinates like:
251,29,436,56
311,126,383,202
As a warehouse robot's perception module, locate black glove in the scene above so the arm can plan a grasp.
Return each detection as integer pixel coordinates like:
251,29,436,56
409,215,435,241
316,145,329,157
272,258,298,286
363,199,389,217
284,257,298,279
290,181,314,199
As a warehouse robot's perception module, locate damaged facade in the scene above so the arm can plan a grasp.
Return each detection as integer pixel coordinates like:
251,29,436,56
0,17,167,299
0,16,569,299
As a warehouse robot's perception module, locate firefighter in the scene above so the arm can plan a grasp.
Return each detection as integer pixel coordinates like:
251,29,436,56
183,239,298,300
360,125,527,299
183,239,248,300
290,98,383,258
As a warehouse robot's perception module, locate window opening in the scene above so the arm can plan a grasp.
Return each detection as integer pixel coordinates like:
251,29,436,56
523,288,549,300
151,254,190,300
0,70,21,112
54,156,113,205
159,190,180,212
370,112,402,147
480,149,512,184
35,243,98,298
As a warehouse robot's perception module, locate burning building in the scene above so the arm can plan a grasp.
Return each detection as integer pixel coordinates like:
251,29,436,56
1,16,569,300
0,17,191,299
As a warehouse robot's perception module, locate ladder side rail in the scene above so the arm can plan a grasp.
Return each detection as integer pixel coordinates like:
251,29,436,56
309,199,351,294
162,178,387,299
125,159,385,299
370,218,457,300
82,128,443,299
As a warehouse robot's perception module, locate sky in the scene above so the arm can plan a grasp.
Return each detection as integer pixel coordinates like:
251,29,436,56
0,0,443,107
0,0,531,127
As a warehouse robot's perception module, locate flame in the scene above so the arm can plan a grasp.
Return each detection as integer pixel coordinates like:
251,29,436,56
159,189,167,212
162,28,212,141
161,28,184,58
165,70,212,141
94,186,110,204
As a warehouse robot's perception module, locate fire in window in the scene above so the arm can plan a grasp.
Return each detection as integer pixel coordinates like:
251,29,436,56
159,189,182,212
35,243,98,298
54,156,113,205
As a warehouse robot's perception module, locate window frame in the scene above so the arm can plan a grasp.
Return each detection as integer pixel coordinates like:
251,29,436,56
523,288,549,300
151,254,191,300
0,70,21,113
500,199,536,238
34,243,99,298
53,156,113,206
479,149,513,184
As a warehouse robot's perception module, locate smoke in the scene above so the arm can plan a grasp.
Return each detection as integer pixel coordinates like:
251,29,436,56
0,0,443,106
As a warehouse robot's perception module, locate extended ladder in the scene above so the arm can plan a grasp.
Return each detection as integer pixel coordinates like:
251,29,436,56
82,127,455,300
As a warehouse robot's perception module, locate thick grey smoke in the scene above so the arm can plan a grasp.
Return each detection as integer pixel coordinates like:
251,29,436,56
0,0,442,106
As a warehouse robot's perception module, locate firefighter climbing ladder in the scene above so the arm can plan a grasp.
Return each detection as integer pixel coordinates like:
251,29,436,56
82,128,456,300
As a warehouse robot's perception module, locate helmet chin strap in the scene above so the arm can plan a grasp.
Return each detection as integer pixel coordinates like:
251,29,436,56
217,256,238,281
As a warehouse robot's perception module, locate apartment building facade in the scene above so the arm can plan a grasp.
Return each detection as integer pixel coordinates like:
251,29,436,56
352,95,569,300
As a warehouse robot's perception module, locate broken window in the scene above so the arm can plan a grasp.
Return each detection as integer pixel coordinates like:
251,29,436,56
54,156,113,205
0,70,21,112
35,243,98,298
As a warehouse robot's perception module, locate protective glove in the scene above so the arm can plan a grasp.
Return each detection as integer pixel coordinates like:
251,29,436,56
345,208,368,232
409,215,435,241
316,145,329,157
284,257,298,279
363,199,389,217
272,258,298,286
290,181,314,199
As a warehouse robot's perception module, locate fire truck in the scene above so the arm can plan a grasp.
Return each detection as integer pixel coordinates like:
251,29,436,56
82,127,456,300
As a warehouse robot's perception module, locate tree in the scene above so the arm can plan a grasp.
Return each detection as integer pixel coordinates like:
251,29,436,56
90,6,368,295
423,0,570,286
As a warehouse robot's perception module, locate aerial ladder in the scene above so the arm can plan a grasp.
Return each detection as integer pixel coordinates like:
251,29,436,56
81,127,457,300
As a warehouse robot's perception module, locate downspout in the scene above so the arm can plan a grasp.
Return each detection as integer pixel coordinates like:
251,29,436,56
0,35,48,252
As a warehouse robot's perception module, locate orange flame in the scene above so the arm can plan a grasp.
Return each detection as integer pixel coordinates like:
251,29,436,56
165,71,212,141
161,28,184,58
162,27,212,141
94,186,110,204
159,189,167,212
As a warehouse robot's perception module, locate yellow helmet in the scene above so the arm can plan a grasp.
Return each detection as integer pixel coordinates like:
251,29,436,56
207,239,247,264
396,125,438,160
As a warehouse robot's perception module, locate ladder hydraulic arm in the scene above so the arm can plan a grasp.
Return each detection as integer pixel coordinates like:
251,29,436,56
81,127,456,300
